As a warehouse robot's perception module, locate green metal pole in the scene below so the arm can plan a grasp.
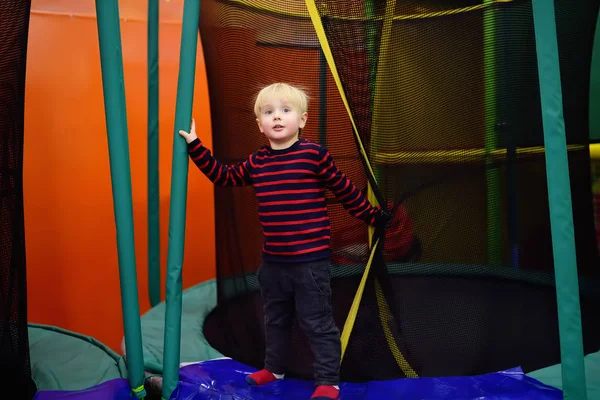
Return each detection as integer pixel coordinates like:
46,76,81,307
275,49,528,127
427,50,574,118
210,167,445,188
531,0,587,398
94,1,146,398
148,0,161,308
484,0,501,266
161,0,201,398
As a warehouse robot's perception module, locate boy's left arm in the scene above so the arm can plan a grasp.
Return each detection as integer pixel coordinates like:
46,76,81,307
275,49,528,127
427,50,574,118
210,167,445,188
317,148,390,227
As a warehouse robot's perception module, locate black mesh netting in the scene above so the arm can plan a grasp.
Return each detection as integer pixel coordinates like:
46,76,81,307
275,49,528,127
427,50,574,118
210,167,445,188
199,0,600,381
0,0,36,397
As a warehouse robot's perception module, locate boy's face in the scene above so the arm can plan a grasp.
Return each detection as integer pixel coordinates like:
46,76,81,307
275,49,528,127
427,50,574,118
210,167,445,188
256,96,307,149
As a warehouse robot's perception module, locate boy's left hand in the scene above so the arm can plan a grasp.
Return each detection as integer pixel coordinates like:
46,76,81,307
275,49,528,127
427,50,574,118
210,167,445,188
375,208,393,229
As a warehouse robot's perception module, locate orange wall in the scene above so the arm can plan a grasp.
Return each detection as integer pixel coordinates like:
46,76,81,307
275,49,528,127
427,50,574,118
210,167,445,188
24,2,215,352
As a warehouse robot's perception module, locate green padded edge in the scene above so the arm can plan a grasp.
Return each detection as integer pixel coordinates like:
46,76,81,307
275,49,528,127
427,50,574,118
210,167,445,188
528,350,600,399
28,323,128,391
140,280,223,375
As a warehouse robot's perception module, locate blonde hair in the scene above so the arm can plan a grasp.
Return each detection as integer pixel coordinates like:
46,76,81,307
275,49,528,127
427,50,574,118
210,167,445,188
253,82,309,117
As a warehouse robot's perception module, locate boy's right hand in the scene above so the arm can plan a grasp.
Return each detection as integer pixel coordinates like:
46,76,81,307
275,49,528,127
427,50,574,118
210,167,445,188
178,118,198,144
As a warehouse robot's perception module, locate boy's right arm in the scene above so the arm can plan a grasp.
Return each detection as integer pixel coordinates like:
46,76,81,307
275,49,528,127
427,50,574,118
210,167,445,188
187,138,252,186
179,118,252,187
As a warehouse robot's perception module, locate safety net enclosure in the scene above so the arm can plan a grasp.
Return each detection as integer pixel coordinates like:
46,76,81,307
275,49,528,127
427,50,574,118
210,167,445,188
199,0,600,385
0,0,36,397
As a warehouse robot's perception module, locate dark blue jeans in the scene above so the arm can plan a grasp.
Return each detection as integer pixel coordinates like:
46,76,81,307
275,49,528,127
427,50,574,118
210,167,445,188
257,259,341,386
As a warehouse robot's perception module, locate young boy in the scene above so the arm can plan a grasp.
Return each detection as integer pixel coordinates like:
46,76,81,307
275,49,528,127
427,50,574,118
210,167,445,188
178,83,390,400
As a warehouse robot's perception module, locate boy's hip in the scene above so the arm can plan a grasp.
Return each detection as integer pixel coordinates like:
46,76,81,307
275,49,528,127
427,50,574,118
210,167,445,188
257,257,332,297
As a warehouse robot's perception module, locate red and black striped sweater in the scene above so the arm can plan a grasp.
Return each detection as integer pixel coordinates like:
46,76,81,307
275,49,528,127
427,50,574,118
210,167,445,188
187,137,385,263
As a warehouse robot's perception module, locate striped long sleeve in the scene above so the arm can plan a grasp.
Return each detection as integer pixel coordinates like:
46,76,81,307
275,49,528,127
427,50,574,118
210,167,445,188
188,138,252,186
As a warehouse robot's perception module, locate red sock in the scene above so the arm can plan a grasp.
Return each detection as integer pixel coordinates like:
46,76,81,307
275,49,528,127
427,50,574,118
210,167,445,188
310,385,340,399
245,369,282,386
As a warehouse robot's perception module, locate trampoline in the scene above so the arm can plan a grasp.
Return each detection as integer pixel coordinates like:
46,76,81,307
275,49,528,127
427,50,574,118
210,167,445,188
1,0,600,399
185,0,600,398
137,278,599,399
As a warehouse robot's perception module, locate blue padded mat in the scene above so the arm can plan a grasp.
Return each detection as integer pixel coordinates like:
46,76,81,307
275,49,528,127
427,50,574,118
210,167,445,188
170,358,563,400
34,358,563,399
33,378,136,399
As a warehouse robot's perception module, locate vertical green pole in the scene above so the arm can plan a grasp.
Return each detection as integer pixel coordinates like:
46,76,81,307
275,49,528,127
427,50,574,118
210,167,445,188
484,0,501,265
531,0,587,398
148,0,161,308
161,0,201,398
94,1,146,398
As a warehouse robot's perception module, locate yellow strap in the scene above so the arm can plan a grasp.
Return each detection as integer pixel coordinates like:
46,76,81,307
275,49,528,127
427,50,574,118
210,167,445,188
133,384,145,399
305,0,380,362
374,280,419,377
339,239,379,360
132,385,145,393
304,0,377,184
590,143,600,160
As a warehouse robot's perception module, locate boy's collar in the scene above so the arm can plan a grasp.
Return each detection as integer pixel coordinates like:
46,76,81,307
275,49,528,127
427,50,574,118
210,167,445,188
269,138,302,153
